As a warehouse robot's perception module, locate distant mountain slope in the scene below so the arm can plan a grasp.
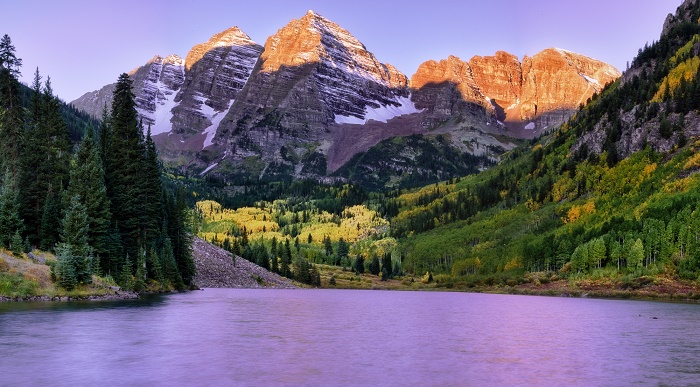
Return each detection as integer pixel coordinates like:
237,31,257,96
388,0,700,290
70,10,619,188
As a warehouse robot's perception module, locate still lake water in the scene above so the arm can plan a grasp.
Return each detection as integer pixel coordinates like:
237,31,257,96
1,289,700,386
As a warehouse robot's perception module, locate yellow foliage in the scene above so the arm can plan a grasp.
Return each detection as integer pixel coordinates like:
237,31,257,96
582,201,595,215
504,257,521,271
525,198,540,212
684,152,700,170
643,163,657,177
566,206,582,224
552,176,574,202
652,56,700,102
662,177,693,194
565,201,596,224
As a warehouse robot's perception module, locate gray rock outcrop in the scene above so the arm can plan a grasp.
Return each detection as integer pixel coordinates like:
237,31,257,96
192,237,297,289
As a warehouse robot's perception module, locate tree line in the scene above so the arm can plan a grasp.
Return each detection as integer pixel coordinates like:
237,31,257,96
0,35,194,290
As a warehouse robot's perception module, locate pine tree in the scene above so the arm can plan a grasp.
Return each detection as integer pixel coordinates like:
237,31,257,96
139,125,162,244
120,254,133,289
55,243,76,291
40,77,71,191
0,169,23,248
382,252,393,279
354,254,364,274
61,195,92,284
337,237,349,264
370,255,380,276
39,188,62,250
104,223,123,278
66,127,111,260
324,235,333,257
280,239,291,278
270,237,279,273
104,73,144,262
10,230,23,256
147,247,164,284
167,188,195,285
0,35,23,178
19,68,45,244
161,237,183,289
0,35,22,77
134,249,146,291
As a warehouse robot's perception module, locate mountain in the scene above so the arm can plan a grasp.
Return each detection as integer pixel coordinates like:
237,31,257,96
412,49,620,136
71,10,619,188
71,27,262,153
383,0,700,291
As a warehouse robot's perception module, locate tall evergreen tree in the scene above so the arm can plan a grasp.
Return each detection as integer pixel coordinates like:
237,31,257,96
104,73,143,261
0,35,22,77
140,126,162,244
40,77,71,190
369,254,381,276
55,243,76,290
167,188,195,285
0,34,23,178
0,169,23,248
66,127,111,262
20,74,71,245
19,68,45,244
354,254,365,274
39,188,62,250
270,236,279,273
382,252,393,280
60,195,92,284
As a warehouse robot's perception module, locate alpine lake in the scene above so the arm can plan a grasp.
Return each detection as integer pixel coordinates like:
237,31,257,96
1,288,700,386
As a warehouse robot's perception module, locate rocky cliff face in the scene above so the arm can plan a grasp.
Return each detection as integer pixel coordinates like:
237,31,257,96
411,48,620,136
170,27,263,146
71,11,620,185
71,27,262,150
204,10,416,180
218,10,412,134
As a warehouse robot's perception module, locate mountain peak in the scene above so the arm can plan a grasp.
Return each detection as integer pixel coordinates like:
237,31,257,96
212,26,257,46
185,26,259,71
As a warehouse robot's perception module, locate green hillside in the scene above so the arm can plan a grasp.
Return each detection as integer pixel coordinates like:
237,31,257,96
195,1,700,298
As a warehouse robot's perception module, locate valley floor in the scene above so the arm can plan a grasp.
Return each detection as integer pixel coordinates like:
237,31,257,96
316,265,700,302
4,238,700,303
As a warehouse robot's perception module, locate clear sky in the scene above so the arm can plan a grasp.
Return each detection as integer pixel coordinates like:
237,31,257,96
0,0,682,102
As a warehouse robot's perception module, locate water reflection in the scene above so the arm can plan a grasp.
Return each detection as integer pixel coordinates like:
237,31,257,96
1,290,699,386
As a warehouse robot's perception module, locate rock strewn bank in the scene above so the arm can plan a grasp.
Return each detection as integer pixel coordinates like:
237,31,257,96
0,291,139,303
192,237,298,289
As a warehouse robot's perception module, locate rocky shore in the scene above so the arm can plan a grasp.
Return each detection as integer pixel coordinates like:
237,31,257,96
0,291,139,303
192,237,298,289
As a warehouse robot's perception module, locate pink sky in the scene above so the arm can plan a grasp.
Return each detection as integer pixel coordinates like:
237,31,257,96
1,0,681,102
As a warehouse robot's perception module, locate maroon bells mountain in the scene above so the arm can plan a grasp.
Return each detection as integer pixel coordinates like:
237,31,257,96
71,10,620,181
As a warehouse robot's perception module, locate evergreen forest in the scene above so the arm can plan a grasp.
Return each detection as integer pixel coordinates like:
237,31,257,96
0,34,194,295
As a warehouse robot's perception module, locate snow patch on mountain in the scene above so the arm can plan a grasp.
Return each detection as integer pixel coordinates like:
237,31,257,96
579,73,601,87
335,95,422,124
200,162,219,176
134,55,185,136
201,99,235,149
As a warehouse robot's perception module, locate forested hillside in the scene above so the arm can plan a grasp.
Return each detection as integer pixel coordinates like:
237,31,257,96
192,0,700,297
0,34,194,295
387,0,700,288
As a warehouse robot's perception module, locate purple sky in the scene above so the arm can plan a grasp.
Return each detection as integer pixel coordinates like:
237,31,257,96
1,0,681,102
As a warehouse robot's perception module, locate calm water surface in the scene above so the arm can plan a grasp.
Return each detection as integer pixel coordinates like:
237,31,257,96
1,289,700,386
